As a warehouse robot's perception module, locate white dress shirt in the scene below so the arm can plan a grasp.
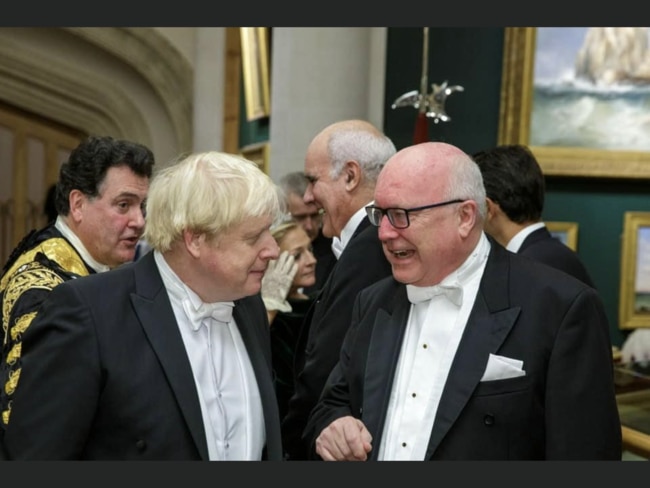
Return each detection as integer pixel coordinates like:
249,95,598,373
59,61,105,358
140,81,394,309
378,233,491,460
154,251,265,460
506,222,545,252
331,202,373,260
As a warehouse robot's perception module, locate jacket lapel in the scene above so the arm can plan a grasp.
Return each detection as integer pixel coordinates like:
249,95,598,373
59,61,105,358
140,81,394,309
232,302,273,388
425,242,521,458
129,253,210,460
365,285,411,460
231,299,282,459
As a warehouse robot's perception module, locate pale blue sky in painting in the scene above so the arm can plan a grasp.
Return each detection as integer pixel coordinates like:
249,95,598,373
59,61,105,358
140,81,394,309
636,227,650,292
534,28,589,83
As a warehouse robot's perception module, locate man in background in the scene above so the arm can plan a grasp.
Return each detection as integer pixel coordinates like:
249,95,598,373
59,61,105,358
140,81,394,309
0,135,155,431
472,144,595,287
278,171,335,296
281,119,395,460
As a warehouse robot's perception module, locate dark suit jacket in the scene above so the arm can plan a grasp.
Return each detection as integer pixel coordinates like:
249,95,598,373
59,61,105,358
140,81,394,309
518,226,595,288
304,239,622,460
281,217,392,459
303,230,336,297
1,252,283,460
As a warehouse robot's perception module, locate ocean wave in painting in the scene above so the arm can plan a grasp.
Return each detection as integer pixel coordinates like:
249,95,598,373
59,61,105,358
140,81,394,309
531,79,650,151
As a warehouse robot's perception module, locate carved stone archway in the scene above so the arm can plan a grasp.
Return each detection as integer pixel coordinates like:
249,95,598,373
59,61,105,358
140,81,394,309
0,27,193,155
64,27,193,153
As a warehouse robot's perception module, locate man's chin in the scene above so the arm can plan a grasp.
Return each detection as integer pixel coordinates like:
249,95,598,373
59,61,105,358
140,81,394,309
321,226,334,239
246,282,262,298
115,249,137,266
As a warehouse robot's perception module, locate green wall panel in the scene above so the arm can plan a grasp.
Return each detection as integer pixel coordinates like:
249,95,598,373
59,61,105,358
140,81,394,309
384,27,504,154
239,70,270,148
545,179,650,347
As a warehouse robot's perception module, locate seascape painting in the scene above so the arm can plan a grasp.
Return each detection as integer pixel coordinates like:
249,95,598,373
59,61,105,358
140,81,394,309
531,28,650,151
635,226,650,313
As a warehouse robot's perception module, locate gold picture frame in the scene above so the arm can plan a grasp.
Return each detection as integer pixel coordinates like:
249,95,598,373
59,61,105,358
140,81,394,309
619,212,650,329
499,27,650,179
545,221,578,251
240,27,271,122
240,141,270,175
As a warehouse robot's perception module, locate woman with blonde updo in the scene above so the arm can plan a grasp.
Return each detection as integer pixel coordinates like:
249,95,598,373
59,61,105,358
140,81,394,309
260,219,317,423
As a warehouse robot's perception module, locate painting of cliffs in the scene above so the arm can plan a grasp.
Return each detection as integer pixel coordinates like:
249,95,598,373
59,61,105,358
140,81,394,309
575,28,650,86
531,27,650,152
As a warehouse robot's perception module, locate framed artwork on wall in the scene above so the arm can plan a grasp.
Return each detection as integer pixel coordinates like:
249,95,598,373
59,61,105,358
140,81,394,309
240,141,270,175
619,211,650,329
545,221,578,251
240,27,271,122
498,27,650,179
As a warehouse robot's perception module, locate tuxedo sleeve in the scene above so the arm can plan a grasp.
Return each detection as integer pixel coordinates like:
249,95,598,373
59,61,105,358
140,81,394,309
544,286,622,459
302,291,367,459
2,280,101,459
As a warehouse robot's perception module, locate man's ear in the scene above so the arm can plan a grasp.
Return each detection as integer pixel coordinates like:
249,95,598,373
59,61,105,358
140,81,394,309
485,197,499,219
344,161,361,189
68,189,85,223
457,200,478,238
183,229,204,258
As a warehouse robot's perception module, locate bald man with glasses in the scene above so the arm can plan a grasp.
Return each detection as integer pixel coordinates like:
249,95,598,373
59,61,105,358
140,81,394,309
303,141,621,461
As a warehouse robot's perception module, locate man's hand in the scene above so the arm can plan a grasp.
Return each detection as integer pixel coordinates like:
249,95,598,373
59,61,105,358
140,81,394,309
261,250,298,313
315,416,373,461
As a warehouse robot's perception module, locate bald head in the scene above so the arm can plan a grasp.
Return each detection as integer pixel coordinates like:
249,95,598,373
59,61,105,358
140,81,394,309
378,142,485,216
303,119,396,238
306,119,392,182
380,142,469,194
314,119,385,142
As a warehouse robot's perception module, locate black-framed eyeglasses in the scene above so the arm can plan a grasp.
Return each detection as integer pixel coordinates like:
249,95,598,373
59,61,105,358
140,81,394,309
365,199,464,229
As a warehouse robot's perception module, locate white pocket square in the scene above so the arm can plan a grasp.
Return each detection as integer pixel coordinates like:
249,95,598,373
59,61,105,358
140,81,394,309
480,353,526,381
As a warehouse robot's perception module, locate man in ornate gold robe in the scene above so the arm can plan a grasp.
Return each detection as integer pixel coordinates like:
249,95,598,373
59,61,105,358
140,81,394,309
0,135,154,431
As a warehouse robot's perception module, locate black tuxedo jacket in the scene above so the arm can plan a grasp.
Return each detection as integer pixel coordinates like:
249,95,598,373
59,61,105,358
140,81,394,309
281,217,392,459
1,252,283,460
519,226,595,288
304,239,621,460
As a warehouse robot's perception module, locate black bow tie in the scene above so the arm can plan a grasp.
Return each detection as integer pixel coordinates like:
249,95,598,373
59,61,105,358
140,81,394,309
406,283,463,306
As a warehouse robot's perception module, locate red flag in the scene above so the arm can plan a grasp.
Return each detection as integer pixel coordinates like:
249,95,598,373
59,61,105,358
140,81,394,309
413,112,429,144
